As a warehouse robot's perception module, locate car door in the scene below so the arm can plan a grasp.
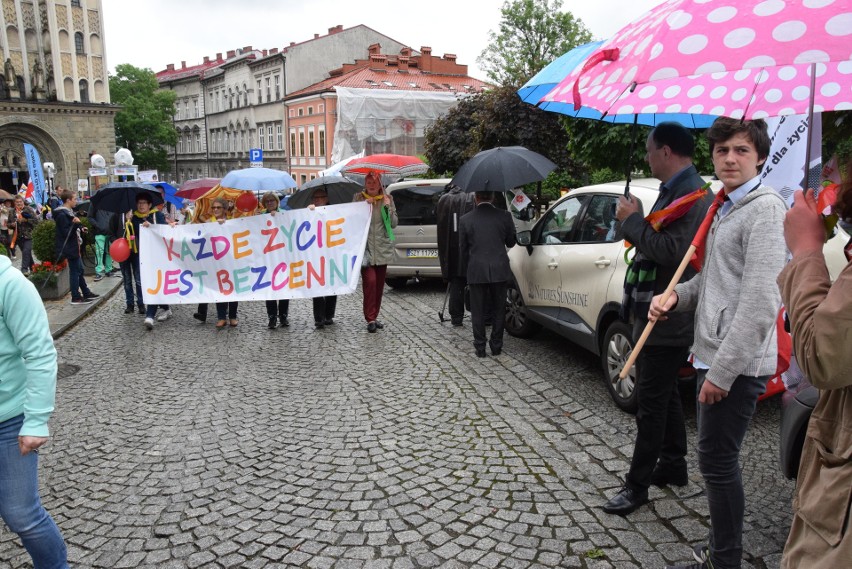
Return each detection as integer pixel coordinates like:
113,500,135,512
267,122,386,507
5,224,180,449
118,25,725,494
553,193,623,336
516,194,590,323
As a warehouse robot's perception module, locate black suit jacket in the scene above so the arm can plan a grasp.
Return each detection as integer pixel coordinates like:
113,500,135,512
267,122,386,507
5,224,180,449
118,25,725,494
459,202,517,284
620,164,714,345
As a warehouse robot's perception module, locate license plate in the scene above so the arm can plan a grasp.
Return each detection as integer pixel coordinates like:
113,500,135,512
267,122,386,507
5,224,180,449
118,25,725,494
406,248,438,258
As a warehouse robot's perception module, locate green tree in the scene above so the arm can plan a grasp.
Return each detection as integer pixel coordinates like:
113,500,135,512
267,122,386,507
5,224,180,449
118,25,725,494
109,64,177,172
424,86,583,200
478,0,593,87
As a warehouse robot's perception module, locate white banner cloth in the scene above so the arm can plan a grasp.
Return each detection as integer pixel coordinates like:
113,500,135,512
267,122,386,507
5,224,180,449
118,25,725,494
139,202,371,304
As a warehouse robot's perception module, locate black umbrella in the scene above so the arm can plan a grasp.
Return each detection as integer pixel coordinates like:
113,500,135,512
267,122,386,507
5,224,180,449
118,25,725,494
287,176,363,209
451,146,557,193
89,182,164,214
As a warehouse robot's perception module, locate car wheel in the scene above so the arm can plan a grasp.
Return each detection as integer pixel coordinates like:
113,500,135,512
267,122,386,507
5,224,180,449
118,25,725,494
504,281,540,338
385,277,408,289
601,320,638,413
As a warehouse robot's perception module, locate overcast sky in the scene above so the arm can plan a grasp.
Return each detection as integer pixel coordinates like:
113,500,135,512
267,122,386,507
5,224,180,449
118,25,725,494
100,0,662,80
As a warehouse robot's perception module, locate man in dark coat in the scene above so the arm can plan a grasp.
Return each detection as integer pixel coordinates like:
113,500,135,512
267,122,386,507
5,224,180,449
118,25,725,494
53,188,99,305
602,122,714,515
459,191,517,358
436,184,474,326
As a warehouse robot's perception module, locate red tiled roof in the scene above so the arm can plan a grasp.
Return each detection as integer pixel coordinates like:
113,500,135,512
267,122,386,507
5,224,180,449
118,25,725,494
156,59,225,82
287,66,490,99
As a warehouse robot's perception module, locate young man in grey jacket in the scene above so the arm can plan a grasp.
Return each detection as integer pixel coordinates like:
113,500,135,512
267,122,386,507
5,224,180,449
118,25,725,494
651,117,787,569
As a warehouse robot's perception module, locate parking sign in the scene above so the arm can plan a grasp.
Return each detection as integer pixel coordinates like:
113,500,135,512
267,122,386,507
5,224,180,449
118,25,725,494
249,148,263,168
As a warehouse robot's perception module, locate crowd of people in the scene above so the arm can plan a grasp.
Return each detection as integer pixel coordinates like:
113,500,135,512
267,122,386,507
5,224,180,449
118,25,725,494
1,116,849,568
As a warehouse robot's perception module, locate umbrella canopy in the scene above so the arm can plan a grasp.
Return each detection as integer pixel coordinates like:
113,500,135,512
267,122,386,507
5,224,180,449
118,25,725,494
176,178,221,200
520,41,604,106
220,167,297,192
317,151,364,177
341,154,429,177
90,182,164,214
148,182,184,208
542,0,852,120
288,177,362,209
0,189,15,201
451,147,557,193
192,185,261,223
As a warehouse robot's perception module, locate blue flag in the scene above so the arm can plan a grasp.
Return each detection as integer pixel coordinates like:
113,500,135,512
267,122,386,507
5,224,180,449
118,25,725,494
23,143,47,205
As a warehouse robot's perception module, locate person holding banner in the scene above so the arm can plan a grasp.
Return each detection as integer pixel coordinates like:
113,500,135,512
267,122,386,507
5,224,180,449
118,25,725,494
210,197,239,329
651,118,787,569
260,192,290,329
354,171,397,333
308,189,337,329
8,195,38,274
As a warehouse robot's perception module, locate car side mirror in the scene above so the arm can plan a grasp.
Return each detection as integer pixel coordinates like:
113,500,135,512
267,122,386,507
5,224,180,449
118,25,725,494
517,230,532,248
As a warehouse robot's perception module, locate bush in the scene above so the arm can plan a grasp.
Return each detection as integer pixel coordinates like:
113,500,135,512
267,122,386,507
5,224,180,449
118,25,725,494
0,243,6,257
31,220,57,264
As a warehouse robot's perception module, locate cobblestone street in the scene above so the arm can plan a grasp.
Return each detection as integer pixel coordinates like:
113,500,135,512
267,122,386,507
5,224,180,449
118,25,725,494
0,281,795,568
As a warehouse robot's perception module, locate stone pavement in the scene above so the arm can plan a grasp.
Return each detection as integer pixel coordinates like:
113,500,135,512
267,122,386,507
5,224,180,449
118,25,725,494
0,278,795,569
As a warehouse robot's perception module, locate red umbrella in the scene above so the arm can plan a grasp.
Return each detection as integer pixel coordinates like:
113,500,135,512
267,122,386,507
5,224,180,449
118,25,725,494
175,178,221,200
341,154,428,177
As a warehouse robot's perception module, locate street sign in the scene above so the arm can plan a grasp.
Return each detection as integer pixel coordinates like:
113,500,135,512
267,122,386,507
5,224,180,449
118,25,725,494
249,148,263,168
113,166,138,177
88,168,107,177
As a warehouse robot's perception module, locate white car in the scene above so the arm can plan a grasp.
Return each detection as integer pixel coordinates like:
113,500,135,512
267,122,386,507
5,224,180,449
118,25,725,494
506,178,849,413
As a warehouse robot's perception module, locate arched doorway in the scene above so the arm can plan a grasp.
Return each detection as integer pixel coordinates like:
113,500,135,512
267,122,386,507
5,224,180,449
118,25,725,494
0,122,65,196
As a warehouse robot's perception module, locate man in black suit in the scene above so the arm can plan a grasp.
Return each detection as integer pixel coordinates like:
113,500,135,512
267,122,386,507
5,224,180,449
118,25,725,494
602,122,714,515
437,184,474,326
459,191,517,358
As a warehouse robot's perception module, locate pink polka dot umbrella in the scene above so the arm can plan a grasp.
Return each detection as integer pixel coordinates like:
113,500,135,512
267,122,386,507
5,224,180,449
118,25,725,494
541,0,852,121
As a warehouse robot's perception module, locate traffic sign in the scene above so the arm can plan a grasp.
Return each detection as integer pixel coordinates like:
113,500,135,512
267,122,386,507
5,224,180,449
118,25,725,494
249,148,263,168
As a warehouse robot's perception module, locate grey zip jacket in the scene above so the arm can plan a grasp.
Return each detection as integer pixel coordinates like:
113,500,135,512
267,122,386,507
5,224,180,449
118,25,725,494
673,185,788,391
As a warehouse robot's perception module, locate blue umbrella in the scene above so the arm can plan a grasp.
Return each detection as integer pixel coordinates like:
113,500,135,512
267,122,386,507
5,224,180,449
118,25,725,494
519,41,717,129
148,182,184,208
220,167,297,192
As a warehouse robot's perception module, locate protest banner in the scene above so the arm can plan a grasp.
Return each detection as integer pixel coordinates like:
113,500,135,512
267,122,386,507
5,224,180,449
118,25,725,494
139,202,371,304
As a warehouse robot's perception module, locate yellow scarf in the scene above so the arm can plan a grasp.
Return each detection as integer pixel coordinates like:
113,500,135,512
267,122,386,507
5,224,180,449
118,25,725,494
361,191,383,204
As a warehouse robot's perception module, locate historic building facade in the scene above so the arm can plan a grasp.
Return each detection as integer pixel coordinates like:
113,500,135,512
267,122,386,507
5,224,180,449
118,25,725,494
0,0,116,192
157,25,411,184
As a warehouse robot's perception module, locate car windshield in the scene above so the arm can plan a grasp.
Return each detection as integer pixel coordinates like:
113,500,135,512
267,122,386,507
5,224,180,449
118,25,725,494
392,187,446,225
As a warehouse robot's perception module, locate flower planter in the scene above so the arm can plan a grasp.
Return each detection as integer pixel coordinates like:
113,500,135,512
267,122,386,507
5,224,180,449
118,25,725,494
31,264,71,301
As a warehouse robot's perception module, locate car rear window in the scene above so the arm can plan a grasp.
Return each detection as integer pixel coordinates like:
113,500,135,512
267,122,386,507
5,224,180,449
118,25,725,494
391,186,446,226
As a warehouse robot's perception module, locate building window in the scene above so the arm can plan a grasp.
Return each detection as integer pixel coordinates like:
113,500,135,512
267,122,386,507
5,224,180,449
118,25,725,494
290,131,296,156
266,77,271,101
299,132,305,156
177,134,183,154
71,0,81,7
274,75,280,100
308,131,315,156
297,108,303,116
276,124,283,150
195,132,201,153
256,80,262,104
301,174,307,185
319,130,325,155
267,127,273,150
184,101,189,118
258,126,264,150
224,132,229,153
308,106,313,115
79,79,89,102
74,32,84,54
194,99,199,118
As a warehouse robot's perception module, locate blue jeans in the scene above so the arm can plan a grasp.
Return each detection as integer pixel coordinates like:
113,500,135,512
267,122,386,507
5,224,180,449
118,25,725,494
696,371,767,569
0,415,68,568
67,256,91,300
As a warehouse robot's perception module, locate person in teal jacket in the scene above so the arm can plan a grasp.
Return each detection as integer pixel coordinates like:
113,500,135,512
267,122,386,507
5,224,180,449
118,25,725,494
0,255,68,568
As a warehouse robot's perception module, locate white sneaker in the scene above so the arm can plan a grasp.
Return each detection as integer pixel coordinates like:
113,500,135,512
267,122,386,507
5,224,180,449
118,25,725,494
156,308,173,322
144,317,154,330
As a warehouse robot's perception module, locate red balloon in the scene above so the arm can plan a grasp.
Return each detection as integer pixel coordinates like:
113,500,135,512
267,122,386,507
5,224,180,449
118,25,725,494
235,192,258,213
110,237,130,263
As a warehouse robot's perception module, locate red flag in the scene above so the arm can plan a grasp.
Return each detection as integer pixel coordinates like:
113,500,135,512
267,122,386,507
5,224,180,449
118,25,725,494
689,190,725,272
25,181,34,199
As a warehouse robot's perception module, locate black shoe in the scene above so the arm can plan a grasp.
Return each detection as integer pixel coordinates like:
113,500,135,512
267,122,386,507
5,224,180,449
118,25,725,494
323,318,334,326
374,320,384,329
70,297,93,305
665,549,714,569
476,349,487,358
315,320,325,329
650,465,689,487
124,306,134,314
451,320,463,327
83,292,100,299
367,321,377,333
280,316,290,327
137,305,145,314
268,316,277,330
491,348,502,356
602,486,648,516
192,312,206,323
